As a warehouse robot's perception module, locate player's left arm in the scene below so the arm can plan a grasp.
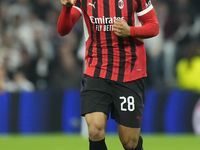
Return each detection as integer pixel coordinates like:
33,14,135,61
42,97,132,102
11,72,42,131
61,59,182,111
130,8,159,38
113,8,159,38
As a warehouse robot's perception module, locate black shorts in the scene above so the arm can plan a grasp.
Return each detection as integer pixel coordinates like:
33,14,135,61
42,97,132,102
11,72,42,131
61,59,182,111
80,74,145,128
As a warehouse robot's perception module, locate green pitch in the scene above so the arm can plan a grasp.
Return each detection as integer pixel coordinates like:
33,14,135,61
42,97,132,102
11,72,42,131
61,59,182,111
0,133,200,150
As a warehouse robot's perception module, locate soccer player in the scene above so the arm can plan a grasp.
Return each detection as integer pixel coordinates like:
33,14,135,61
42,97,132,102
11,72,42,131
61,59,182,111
57,0,159,149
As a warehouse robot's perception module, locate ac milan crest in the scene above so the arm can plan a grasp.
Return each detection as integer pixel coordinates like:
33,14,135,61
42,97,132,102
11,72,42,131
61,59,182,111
118,0,124,9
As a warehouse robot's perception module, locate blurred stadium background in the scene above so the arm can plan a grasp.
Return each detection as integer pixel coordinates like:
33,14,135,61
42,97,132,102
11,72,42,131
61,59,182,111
1,0,200,149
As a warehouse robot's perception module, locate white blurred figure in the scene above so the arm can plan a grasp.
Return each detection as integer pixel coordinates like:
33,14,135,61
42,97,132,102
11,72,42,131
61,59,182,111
193,99,200,135
0,32,22,75
30,12,54,60
0,66,5,94
6,0,33,55
7,0,30,22
162,0,194,87
144,1,168,86
6,14,37,58
13,70,35,92
4,70,35,93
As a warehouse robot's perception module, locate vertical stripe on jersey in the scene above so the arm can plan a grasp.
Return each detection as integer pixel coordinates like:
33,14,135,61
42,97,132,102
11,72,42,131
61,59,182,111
122,0,131,78
110,0,119,81
98,0,109,78
93,0,102,77
75,0,81,7
84,0,94,68
136,0,142,12
88,26,93,68
104,0,113,80
115,0,126,82
88,0,98,76
127,0,137,71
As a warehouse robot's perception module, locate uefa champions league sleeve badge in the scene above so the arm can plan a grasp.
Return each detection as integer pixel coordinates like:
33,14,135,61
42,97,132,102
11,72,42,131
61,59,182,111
118,0,124,9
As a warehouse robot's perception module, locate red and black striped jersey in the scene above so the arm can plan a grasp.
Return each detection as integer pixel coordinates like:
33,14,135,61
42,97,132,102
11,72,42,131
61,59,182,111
69,0,155,82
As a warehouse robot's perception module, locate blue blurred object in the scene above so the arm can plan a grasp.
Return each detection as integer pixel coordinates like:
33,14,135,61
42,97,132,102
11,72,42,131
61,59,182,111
164,89,196,133
106,115,118,133
18,91,50,133
1,88,199,134
62,89,81,133
141,89,160,133
0,93,11,134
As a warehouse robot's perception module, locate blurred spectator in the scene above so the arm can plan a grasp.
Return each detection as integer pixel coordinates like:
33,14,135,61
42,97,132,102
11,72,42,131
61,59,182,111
12,69,35,92
0,1,9,30
161,0,197,87
0,22,2,44
25,39,53,90
0,32,22,75
44,8,60,48
7,0,31,23
0,62,35,93
176,41,200,93
3,69,35,93
50,35,82,90
0,66,5,94
31,0,53,21
145,1,169,87
6,14,37,57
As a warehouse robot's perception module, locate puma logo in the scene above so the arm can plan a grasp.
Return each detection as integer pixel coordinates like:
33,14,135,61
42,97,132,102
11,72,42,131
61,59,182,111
88,2,96,9
136,116,141,122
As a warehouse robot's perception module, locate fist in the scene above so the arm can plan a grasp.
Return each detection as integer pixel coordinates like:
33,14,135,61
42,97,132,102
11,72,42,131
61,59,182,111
113,19,131,37
60,0,75,7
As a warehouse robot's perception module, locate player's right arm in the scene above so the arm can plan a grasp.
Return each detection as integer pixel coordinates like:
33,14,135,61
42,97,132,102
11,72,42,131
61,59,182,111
57,0,82,36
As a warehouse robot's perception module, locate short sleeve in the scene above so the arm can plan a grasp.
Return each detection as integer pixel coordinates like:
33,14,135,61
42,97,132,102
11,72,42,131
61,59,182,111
135,0,153,17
